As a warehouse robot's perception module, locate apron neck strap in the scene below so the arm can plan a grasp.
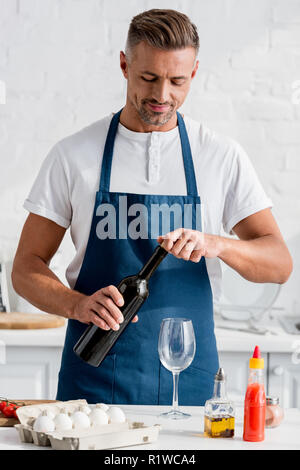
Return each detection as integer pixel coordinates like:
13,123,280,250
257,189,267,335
99,109,122,193
99,109,198,197
176,111,198,197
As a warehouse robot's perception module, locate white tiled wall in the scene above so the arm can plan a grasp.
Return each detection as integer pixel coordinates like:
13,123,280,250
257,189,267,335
0,0,299,314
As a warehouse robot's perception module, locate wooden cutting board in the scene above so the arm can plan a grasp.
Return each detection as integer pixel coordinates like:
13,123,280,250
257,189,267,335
0,399,57,427
0,312,65,329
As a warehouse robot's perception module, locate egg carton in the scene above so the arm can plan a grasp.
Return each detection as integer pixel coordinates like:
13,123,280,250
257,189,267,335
49,421,161,450
16,399,88,427
14,401,161,450
15,399,89,447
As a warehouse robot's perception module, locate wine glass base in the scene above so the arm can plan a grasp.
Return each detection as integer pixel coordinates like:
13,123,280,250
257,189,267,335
159,409,191,420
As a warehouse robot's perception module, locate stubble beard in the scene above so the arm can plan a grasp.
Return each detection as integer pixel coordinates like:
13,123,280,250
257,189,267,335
135,99,176,127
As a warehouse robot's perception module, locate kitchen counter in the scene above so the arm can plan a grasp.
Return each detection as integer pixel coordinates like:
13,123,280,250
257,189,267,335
0,405,299,450
1,317,299,408
0,317,299,353
0,324,67,347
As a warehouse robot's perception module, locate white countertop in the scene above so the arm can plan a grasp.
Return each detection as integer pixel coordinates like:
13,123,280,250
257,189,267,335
1,405,299,450
0,318,299,353
0,324,67,347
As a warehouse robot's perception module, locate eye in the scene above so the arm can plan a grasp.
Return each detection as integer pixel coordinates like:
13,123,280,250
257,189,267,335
172,80,185,87
141,76,156,82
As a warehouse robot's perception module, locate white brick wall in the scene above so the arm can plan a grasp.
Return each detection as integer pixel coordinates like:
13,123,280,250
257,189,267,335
0,0,299,315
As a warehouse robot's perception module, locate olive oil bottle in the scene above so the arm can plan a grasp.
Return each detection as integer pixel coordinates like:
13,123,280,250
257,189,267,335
204,368,235,438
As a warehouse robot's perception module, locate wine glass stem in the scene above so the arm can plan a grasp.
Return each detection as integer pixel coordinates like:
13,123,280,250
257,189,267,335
172,372,180,411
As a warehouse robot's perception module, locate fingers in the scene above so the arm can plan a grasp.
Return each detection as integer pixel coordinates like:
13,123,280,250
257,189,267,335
92,285,139,330
90,303,138,330
178,240,197,260
91,285,124,331
91,300,121,331
189,250,203,263
101,285,124,307
75,284,139,331
90,310,112,331
157,228,184,251
98,296,124,323
167,230,190,256
158,229,203,262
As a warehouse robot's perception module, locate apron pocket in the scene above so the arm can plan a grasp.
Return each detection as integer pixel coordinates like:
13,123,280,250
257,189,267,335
57,351,117,404
179,365,216,406
158,363,216,406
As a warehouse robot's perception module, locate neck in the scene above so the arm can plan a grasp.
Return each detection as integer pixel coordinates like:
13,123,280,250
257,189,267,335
213,381,227,399
138,246,168,281
119,102,178,133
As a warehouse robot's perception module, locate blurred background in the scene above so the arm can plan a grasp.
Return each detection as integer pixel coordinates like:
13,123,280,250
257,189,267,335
0,0,299,314
0,0,300,405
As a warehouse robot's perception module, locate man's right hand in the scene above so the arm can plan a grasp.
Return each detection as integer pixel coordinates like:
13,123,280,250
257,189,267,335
72,285,138,331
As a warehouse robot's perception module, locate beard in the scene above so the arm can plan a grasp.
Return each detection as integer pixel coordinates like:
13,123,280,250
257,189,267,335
134,99,176,127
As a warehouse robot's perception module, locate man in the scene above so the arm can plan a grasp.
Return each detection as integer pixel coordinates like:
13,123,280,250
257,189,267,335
12,9,292,406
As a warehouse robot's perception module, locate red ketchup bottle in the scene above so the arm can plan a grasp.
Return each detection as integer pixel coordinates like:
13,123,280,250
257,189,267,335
243,345,266,442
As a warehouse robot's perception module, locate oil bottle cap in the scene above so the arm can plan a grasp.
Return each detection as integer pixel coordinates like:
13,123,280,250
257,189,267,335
215,367,226,381
249,345,264,369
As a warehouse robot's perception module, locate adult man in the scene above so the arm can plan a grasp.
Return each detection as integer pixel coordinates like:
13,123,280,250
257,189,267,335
12,9,292,405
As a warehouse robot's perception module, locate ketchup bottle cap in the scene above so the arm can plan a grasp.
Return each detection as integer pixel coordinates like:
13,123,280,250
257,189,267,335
253,345,261,358
249,345,264,369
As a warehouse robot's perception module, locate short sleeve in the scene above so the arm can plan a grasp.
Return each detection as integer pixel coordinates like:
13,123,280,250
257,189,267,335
222,141,273,234
23,144,72,228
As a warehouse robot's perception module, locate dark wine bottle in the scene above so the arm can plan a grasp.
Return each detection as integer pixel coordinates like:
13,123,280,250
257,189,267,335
73,245,168,367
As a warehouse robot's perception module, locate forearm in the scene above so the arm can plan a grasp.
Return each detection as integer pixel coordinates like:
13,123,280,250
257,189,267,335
11,254,85,318
217,234,293,284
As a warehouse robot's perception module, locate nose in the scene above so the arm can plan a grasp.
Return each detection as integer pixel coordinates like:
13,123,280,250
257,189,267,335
151,79,170,104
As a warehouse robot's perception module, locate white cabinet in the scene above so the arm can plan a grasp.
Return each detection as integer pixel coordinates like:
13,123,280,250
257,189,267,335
219,351,300,409
268,353,300,409
0,346,62,400
218,351,268,405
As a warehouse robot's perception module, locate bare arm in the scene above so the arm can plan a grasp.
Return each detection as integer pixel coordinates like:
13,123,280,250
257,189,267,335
11,214,76,316
157,209,293,284
12,213,136,330
219,208,293,283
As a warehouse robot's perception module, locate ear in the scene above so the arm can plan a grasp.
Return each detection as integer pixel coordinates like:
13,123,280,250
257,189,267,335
120,51,129,79
191,60,199,80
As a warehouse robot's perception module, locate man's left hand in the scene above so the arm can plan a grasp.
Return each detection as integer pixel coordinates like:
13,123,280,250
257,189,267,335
157,228,222,263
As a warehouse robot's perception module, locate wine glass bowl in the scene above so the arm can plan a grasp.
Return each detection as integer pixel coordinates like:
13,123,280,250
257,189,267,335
158,318,196,419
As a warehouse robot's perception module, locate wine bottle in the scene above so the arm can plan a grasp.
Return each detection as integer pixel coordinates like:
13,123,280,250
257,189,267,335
73,245,168,367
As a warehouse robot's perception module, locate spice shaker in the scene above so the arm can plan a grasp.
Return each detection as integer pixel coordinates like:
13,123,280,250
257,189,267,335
265,396,284,428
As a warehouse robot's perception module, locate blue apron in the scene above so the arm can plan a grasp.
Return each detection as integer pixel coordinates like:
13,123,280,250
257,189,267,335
56,110,219,405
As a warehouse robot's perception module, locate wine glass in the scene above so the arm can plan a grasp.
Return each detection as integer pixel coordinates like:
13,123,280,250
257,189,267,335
158,317,196,419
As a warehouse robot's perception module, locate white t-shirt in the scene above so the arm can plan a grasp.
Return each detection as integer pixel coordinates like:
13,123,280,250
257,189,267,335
23,113,272,302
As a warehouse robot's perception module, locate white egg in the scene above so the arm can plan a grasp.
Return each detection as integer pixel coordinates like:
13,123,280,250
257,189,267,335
46,409,56,420
89,407,109,426
81,405,92,415
53,411,73,431
96,403,109,412
33,414,55,433
106,406,126,424
71,410,90,429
